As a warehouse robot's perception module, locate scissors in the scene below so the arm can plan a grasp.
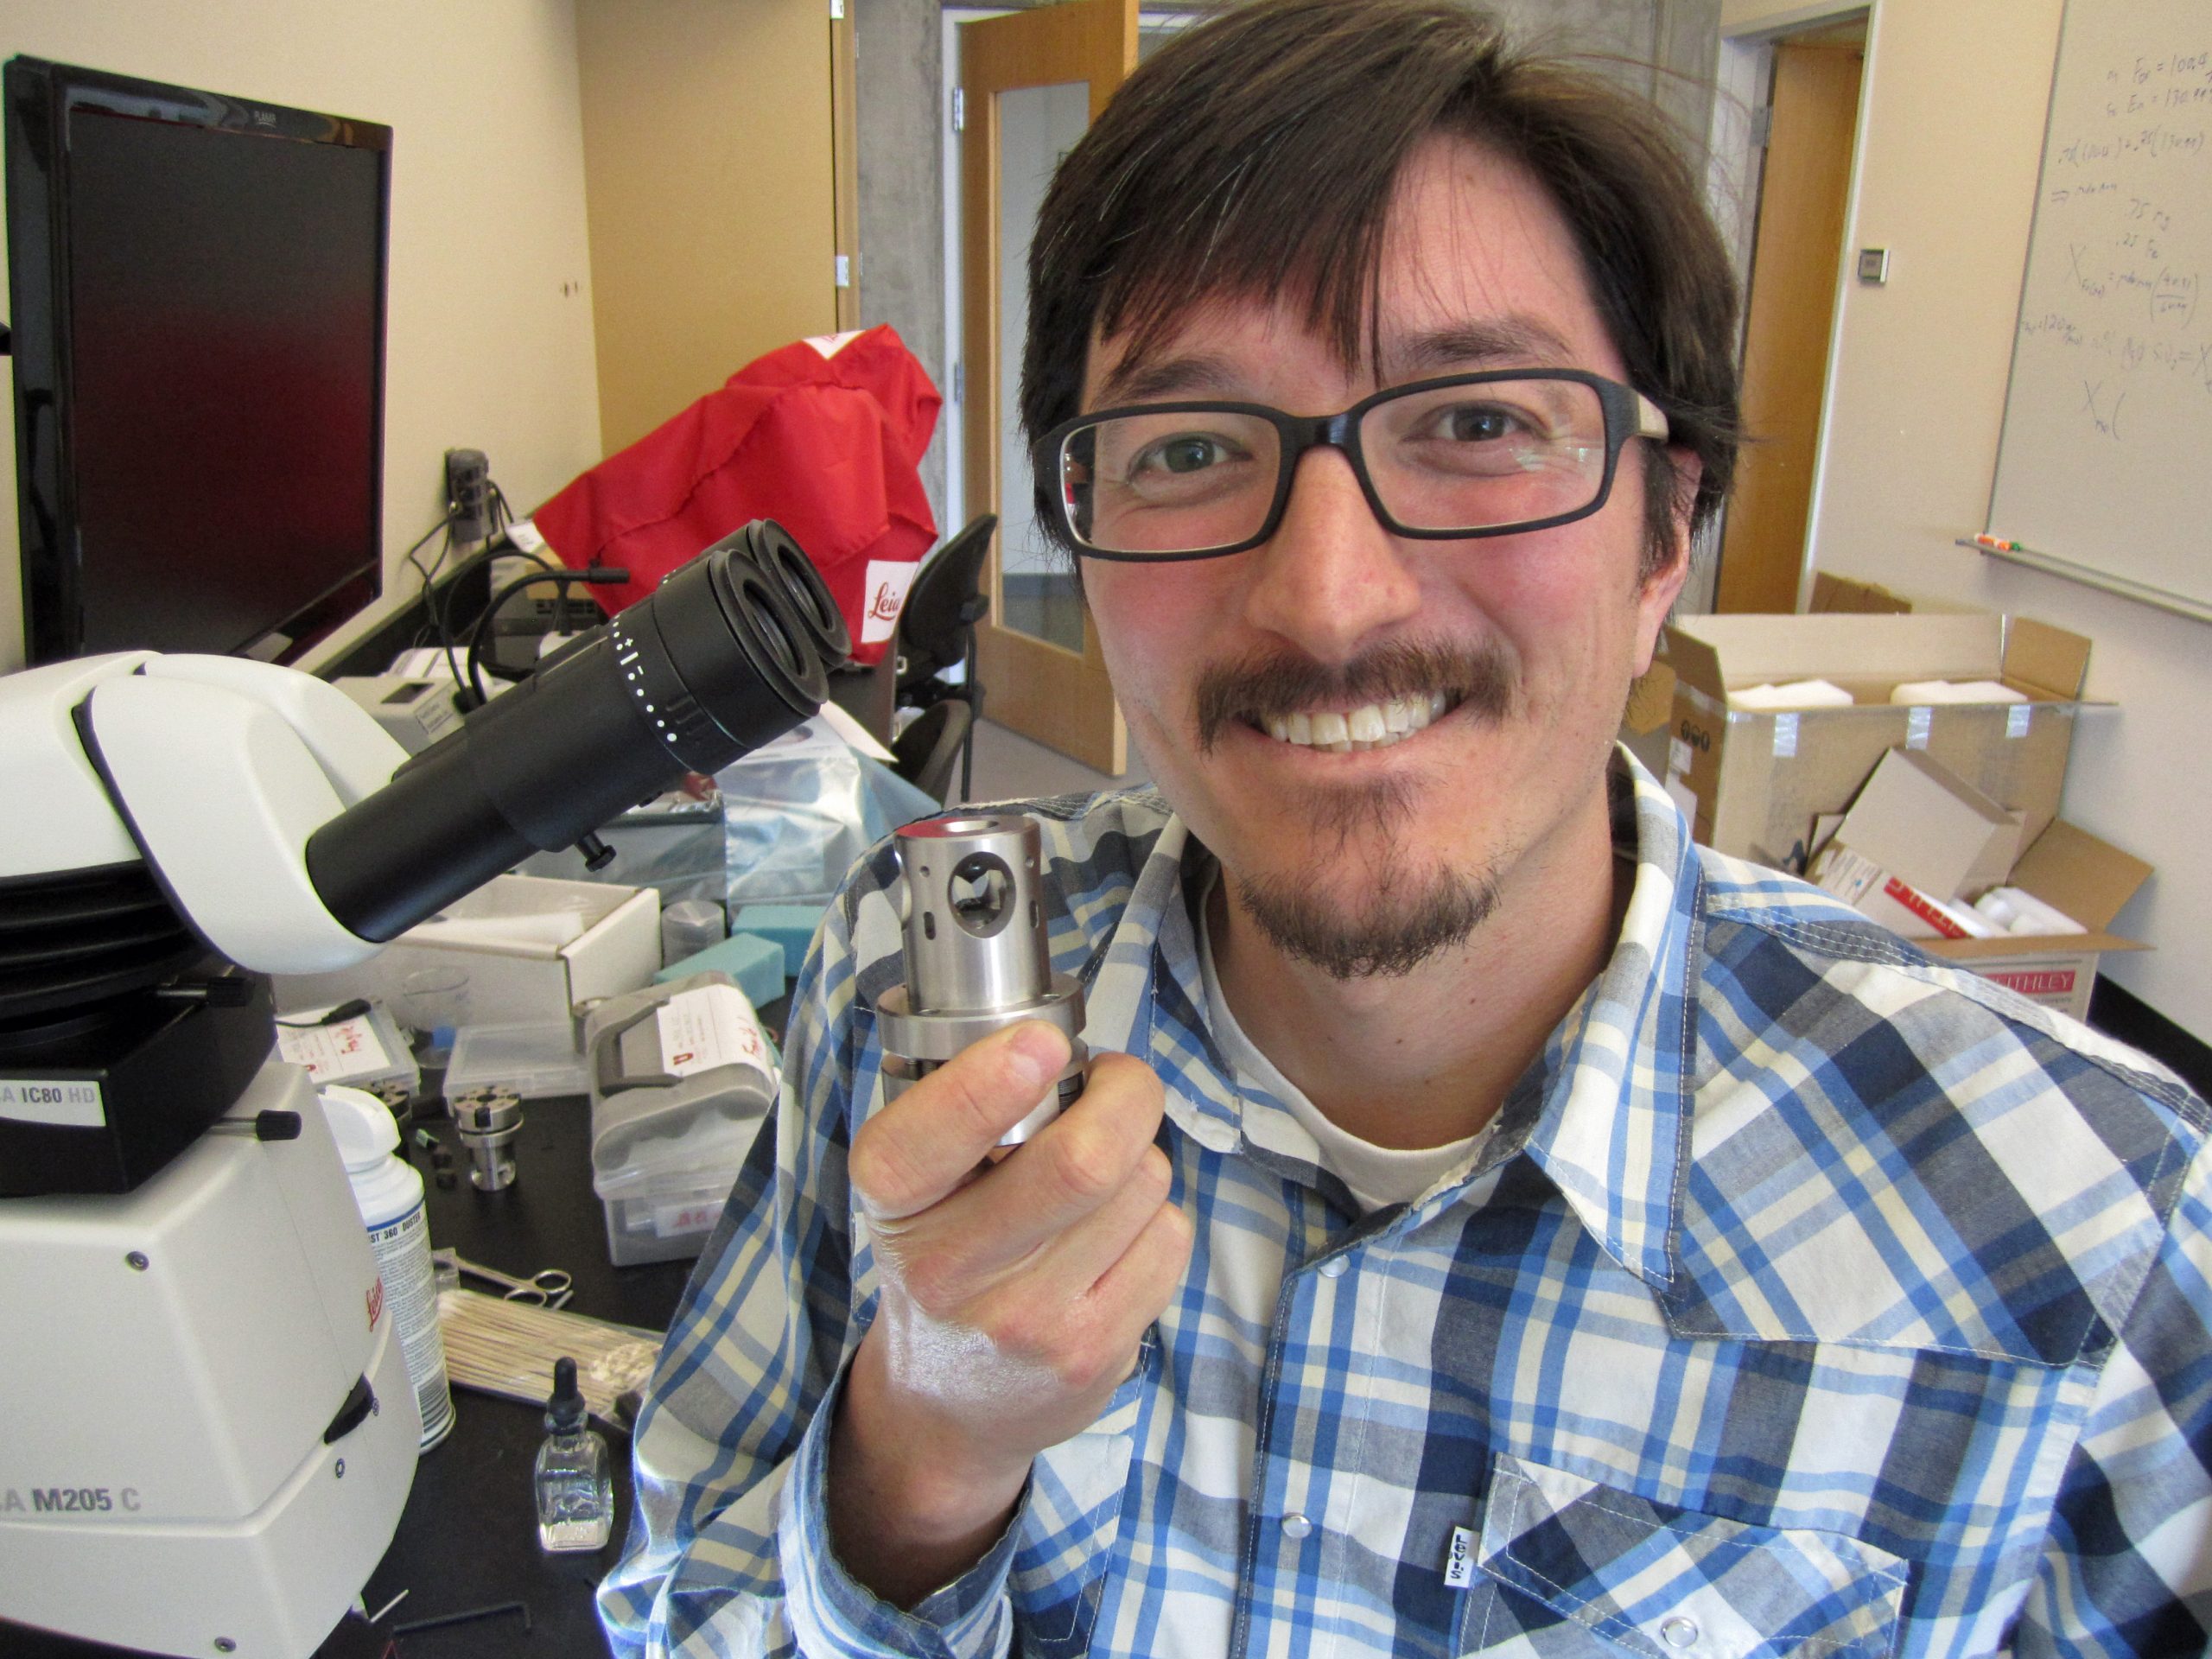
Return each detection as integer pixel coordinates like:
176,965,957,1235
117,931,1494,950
431,1248,573,1309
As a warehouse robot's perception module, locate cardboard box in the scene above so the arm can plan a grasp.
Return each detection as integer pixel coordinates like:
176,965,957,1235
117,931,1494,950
277,874,661,1028
1920,819,2152,1020
1646,611,2096,871
1807,572,1914,615
1833,749,2021,906
1807,752,2151,1022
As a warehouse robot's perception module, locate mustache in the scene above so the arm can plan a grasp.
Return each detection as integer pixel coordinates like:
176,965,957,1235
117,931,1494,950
1192,637,1516,753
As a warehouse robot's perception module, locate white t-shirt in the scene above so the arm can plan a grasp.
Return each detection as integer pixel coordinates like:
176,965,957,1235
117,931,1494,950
1196,875,1493,1212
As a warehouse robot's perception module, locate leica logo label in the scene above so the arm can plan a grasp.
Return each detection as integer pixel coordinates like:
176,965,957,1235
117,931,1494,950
861,560,918,644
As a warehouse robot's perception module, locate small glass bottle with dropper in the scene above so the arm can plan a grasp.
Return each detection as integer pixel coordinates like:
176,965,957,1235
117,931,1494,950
534,1356,613,1551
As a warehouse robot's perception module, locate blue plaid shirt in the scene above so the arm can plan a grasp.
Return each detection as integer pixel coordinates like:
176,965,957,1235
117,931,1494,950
600,754,2212,1657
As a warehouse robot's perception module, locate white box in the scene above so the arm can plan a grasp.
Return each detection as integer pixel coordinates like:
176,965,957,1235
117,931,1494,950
277,874,660,1027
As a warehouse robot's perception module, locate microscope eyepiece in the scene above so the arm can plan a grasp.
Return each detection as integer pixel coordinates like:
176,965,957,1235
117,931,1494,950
738,520,852,671
304,522,839,944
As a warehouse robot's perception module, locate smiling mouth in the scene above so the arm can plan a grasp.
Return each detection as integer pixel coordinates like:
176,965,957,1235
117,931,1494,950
1257,692,1455,753
1195,638,1508,759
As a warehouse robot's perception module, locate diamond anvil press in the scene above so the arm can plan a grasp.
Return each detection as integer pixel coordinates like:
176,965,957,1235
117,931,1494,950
875,815,1087,1143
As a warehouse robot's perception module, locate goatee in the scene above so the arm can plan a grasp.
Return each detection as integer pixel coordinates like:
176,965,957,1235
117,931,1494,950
1232,856,1497,979
1197,634,1515,976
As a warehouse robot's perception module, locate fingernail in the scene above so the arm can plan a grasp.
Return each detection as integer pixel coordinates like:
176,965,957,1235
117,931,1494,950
1003,1022,1068,1086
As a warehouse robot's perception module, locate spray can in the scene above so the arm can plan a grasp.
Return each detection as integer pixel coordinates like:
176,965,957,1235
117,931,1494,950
319,1084,455,1451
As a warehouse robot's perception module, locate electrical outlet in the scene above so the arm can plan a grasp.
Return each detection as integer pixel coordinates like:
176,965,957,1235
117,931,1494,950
445,448,491,543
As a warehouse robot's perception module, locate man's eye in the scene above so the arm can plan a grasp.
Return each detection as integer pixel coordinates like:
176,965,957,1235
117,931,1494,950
1137,435,1232,474
1437,404,1524,442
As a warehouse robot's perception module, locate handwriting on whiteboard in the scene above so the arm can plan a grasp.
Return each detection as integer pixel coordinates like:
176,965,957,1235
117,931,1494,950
2020,45,2211,443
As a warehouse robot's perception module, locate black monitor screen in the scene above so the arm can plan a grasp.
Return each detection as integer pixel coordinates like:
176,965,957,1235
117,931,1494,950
7,60,391,664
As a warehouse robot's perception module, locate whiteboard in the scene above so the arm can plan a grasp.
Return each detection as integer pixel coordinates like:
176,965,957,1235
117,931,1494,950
1988,1,2212,617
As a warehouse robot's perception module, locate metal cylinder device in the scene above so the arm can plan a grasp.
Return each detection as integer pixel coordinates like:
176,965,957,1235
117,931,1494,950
450,1089,524,1192
874,815,1085,1145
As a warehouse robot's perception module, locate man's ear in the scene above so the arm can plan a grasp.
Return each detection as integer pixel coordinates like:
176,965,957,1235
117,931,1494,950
1631,450,1701,676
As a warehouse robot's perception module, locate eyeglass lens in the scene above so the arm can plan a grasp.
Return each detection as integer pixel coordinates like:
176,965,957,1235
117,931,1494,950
1060,377,1615,555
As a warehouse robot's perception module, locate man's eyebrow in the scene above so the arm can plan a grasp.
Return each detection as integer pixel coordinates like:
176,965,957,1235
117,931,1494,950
1090,316,1588,408
1389,318,1581,376
1090,350,1247,408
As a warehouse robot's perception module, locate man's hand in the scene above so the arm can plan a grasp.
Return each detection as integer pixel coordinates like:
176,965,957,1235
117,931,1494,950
827,1021,1191,1608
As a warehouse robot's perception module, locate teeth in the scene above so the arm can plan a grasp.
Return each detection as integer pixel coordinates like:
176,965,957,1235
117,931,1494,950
1260,694,1453,753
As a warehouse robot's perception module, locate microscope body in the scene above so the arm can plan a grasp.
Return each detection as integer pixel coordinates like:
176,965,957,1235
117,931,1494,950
0,523,847,1656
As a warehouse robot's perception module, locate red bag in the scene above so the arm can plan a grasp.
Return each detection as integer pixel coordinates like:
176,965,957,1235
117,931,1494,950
531,325,940,666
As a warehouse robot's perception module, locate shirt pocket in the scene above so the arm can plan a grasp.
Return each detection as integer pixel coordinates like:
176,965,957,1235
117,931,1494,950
1461,1452,1908,1659
1007,1330,1154,1659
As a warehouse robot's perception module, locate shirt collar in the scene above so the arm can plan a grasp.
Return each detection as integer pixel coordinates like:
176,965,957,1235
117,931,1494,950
1081,810,1251,1158
1509,753,1700,1287
1077,750,1702,1281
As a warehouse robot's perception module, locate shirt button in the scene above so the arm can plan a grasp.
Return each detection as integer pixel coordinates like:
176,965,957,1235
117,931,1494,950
1281,1512,1313,1539
1660,1615,1699,1649
1318,1255,1348,1279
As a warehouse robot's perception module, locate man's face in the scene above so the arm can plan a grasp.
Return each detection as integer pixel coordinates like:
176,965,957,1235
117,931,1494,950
1077,135,1689,976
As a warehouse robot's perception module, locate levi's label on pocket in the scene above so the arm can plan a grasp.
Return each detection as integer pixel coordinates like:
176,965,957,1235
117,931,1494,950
1444,1525,1478,1588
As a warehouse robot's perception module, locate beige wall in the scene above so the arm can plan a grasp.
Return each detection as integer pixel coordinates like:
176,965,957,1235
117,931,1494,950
1725,0,2212,1033
0,0,604,674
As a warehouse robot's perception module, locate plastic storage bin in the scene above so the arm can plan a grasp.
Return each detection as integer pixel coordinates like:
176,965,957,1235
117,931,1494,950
443,1021,588,1102
585,973,777,1266
594,1125,757,1266
273,1001,420,1107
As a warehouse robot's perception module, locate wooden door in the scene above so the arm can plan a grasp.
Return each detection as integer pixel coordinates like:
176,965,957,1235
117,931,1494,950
1715,39,1864,613
576,0,857,455
960,0,1136,775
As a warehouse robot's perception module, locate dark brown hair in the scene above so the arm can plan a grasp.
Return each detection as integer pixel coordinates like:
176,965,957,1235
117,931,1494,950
1019,0,1742,576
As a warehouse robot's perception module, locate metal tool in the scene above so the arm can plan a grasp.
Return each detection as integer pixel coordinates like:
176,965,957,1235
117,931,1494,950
448,1085,524,1191
430,1248,574,1309
874,815,1086,1145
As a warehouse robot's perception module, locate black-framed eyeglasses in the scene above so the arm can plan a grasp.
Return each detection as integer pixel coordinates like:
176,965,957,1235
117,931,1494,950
1033,368,1670,563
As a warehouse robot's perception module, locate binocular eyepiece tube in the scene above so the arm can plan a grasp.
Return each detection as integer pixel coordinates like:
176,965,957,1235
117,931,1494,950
305,519,851,945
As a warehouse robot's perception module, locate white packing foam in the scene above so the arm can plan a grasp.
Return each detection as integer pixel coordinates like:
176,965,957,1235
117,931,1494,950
1888,678,2026,704
1731,678,1855,710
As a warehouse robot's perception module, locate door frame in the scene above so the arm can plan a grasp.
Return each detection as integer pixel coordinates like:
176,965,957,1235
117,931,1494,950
938,7,1191,538
1705,7,1872,614
956,0,1138,775
938,5,1012,542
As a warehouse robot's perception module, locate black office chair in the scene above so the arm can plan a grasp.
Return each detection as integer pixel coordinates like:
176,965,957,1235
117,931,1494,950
890,699,976,805
893,513,995,801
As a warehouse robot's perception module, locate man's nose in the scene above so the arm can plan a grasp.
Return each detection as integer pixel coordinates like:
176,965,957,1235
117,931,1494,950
1240,447,1423,663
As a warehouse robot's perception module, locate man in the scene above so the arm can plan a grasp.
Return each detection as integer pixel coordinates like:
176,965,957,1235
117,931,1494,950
602,2,2212,1653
